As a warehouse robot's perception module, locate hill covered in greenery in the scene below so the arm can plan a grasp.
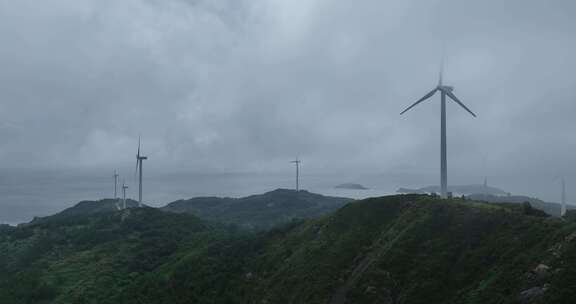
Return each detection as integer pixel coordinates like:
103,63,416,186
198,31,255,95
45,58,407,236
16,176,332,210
0,207,245,303
162,189,353,230
1,194,576,303
466,193,572,217
28,198,141,225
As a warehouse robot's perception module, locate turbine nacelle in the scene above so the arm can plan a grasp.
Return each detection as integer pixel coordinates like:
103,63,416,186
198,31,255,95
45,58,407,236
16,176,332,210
438,85,454,92
400,83,476,118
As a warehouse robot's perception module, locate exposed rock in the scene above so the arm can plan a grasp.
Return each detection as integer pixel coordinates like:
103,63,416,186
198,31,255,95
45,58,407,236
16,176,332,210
365,286,377,294
565,232,576,242
519,284,549,303
533,264,550,278
548,243,563,258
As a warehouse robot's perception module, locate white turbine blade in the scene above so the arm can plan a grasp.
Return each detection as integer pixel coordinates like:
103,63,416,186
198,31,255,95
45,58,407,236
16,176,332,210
445,91,477,117
400,88,438,115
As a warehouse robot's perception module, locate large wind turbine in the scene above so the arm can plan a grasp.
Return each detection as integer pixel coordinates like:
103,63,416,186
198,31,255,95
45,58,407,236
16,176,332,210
290,158,301,192
135,137,148,207
400,63,476,198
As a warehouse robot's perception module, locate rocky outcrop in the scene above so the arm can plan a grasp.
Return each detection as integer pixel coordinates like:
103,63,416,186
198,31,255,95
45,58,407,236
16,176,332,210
519,284,549,303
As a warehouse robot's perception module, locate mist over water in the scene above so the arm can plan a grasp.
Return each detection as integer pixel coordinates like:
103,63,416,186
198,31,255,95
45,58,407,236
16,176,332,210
0,168,401,225
1,165,567,225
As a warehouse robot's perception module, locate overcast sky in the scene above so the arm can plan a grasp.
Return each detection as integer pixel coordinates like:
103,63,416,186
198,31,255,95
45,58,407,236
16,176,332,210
0,0,575,200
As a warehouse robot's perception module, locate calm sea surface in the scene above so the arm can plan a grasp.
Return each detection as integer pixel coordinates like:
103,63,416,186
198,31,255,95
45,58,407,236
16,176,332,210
0,169,397,225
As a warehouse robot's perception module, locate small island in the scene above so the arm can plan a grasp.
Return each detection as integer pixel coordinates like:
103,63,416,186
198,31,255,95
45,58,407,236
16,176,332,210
335,183,369,190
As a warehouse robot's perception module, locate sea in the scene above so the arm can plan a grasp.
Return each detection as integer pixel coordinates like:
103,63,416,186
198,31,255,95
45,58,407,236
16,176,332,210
0,168,398,225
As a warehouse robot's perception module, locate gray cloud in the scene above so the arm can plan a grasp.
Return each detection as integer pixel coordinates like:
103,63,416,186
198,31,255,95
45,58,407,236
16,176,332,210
0,0,575,201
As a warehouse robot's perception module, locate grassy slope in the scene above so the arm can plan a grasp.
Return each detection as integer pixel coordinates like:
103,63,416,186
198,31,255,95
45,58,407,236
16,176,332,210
1,195,576,303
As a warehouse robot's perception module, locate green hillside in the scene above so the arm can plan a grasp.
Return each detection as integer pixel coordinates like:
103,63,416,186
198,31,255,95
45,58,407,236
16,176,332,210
466,193,571,217
28,199,141,225
242,196,576,304
1,195,576,303
162,189,353,230
0,208,242,304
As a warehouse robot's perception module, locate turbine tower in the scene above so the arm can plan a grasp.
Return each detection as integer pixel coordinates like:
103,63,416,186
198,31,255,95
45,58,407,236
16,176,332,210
113,170,119,199
561,177,567,217
122,180,128,210
290,157,301,192
400,61,476,198
483,176,488,199
135,137,148,207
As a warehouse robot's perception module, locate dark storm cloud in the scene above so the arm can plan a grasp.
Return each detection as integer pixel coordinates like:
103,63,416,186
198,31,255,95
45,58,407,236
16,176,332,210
0,0,575,200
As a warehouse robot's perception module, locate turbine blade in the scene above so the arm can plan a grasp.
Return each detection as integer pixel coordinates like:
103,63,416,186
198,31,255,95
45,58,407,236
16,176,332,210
135,135,141,176
400,88,438,115
439,44,446,86
445,91,477,117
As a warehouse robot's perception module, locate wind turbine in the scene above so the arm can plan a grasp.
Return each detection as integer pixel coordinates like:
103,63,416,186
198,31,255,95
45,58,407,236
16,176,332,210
290,157,301,192
122,180,128,210
553,176,567,216
135,137,148,208
483,176,488,200
113,170,121,210
400,60,476,198
560,177,567,217
113,170,119,199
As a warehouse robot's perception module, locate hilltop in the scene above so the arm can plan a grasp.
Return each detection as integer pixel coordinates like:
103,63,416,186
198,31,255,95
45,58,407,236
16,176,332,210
1,194,576,303
398,186,570,217
24,189,349,230
335,183,369,190
27,198,141,225
398,184,508,196
467,193,573,217
162,189,353,230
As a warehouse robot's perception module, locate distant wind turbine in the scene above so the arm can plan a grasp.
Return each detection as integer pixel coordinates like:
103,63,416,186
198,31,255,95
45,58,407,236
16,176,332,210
483,176,488,199
400,58,476,198
135,137,148,207
561,177,567,217
290,157,301,192
554,176,567,216
122,180,128,210
113,170,121,210
113,170,119,199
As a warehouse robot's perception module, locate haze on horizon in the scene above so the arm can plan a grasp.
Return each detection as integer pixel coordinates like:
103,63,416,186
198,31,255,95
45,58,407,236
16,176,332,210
1,0,576,219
